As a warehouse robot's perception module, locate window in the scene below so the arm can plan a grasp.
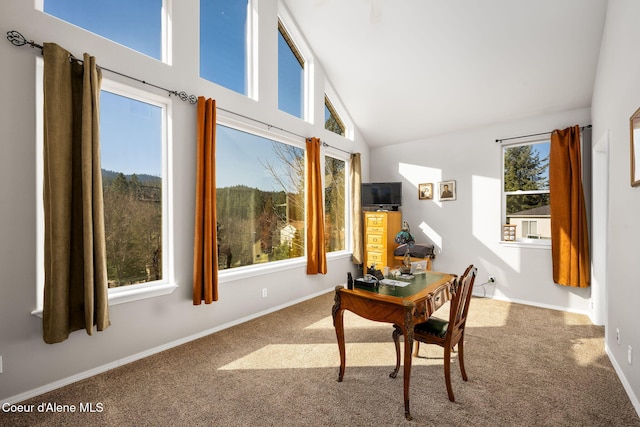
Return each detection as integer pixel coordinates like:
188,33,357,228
278,19,305,118
100,89,166,288
42,0,164,60
35,61,174,313
502,140,551,242
216,124,305,270
324,95,345,137
325,156,346,252
200,0,250,95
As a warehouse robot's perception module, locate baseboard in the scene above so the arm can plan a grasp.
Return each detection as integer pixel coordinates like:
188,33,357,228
1,287,336,406
473,292,591,317
605,343,640,417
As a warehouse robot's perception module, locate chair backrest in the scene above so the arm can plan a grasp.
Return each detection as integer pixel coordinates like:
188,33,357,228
448,265,477,336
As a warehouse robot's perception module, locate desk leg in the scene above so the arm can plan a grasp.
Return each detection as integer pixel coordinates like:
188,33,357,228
332,288,346,382
402,312,415,421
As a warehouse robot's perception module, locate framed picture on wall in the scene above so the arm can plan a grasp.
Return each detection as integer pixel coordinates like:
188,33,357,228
438,180,456,201
418,183,433,200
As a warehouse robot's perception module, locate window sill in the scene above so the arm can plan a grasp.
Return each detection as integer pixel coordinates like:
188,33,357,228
218,250,352,284
31,282,179,318
498,239,551,250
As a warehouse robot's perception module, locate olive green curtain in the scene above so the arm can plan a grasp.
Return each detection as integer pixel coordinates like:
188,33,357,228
305,137,327,274
549,125,590,288
350,153,363,265
193,97,218,304
42,43,110,344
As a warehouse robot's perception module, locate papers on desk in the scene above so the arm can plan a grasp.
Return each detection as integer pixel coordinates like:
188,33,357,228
380,278,411,287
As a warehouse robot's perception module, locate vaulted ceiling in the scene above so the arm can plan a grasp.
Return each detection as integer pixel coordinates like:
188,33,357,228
283,0,608,147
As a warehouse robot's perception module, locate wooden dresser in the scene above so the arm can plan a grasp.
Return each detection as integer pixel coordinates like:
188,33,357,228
363,210,402,269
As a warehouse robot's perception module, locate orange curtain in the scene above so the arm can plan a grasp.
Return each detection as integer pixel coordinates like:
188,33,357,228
42,43,109,344
549,125,590,288
193,97,218,304
305,137,327,274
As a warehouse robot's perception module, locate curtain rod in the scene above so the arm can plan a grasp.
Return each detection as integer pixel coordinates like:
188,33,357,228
7,30,198,104
495,124,592,143
6,30,352,155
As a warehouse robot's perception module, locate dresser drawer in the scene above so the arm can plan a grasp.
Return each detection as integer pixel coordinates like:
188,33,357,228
366,242,384,251
367,251,384,263
367,234,384,245
366,215,385,228
367,226,385,234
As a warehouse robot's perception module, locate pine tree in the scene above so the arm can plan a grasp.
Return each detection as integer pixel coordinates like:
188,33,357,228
504,145,548,214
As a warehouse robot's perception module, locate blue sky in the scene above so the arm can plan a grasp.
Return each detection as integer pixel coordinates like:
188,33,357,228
44,0,302,190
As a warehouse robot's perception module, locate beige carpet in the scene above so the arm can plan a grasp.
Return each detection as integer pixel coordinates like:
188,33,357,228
3,293,639,426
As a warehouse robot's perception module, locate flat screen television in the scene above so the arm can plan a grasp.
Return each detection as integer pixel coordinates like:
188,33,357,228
361,182,402,210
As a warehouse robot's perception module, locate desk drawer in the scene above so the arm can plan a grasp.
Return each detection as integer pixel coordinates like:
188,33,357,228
429,284,451,313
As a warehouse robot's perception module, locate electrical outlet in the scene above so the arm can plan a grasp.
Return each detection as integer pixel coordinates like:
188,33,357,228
629,346,633,365
488,276,496,284
262,288,267,298
616,328,620,344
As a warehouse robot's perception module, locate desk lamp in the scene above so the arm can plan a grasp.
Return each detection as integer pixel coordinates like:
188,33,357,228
394,221,415,274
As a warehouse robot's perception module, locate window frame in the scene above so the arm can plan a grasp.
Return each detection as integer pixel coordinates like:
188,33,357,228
500,139,551,249
323,152,350,254
38,0,171,63
199,0,257,98
324,95,346,137
33,58,177,317
214,112,351,283
277,12,313,122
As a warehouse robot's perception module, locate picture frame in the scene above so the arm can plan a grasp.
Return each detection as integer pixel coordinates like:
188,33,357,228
418,183,433,200
438,180,456,201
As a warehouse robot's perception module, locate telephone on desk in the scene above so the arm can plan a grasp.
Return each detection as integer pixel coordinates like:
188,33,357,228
347,265,385,289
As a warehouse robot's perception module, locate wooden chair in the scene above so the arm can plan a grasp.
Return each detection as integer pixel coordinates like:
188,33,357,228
390,265,477,402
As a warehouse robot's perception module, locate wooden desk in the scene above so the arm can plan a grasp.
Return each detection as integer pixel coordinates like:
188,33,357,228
332,272,455,420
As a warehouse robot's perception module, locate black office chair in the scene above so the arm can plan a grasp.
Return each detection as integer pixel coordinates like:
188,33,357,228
390,265,477,402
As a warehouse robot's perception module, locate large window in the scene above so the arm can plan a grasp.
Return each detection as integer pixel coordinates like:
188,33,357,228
35,69,172,311
42,0,164,60
200,0,250,95
325,156,346,252
216,125,305,269
502,140,551,242
100,89,165,287
278,19,305,118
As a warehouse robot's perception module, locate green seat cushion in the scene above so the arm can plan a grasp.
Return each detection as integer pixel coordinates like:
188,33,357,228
415,316,448,338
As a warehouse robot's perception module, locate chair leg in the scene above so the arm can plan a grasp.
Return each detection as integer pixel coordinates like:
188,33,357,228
458,338,468,381
443,345,455,402
413,341,421,357
389,325,402,379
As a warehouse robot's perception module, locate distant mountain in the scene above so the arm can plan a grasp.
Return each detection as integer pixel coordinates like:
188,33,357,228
102,169,161,184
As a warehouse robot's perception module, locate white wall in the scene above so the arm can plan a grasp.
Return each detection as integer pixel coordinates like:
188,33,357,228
0,0,369,402
370,108,592,312
591,0,640,409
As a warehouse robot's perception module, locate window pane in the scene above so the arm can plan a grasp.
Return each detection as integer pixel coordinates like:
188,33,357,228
100,91,163,286
503,142,549,191
278,23,304,118
325,157,345,252
216,125,305,269
506,194,550,239
325,96,345,136
200,0,248,95
44,0,162,59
